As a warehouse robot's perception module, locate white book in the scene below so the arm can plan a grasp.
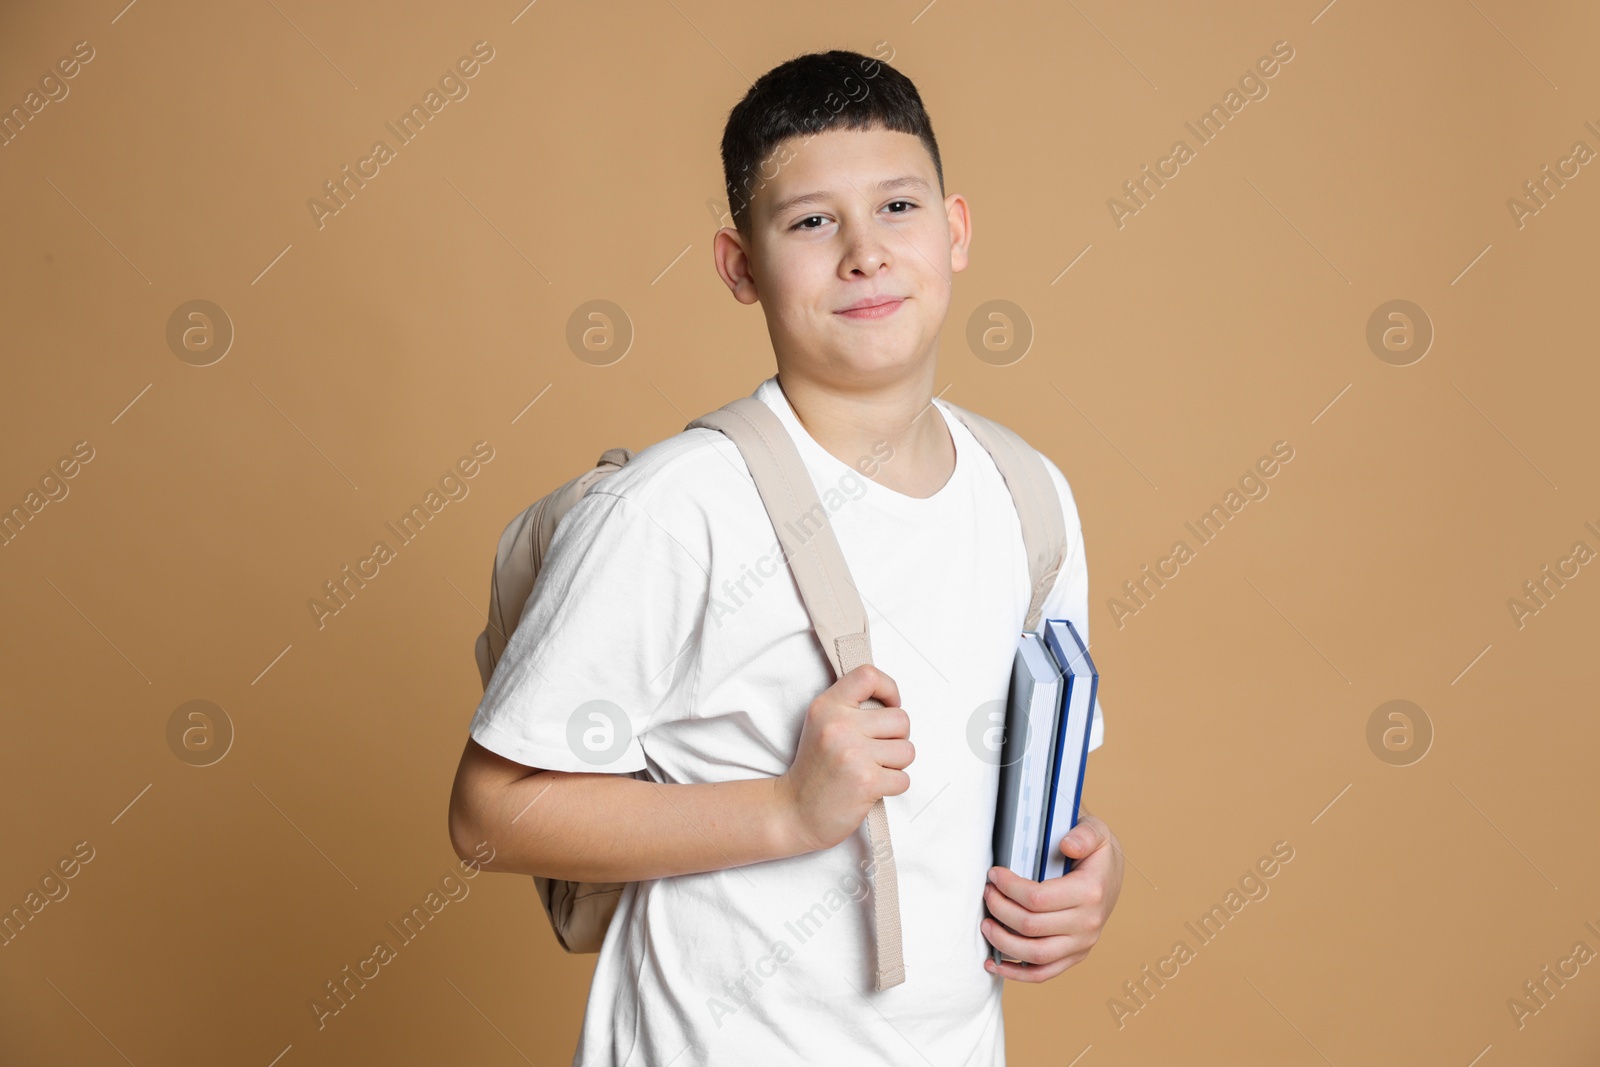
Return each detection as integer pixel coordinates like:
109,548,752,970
991,631,1063,886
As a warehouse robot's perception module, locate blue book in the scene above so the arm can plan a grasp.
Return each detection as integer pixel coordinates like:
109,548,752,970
1036,619,1098,882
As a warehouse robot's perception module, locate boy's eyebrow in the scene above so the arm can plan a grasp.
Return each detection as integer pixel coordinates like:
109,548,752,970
767,175,933,220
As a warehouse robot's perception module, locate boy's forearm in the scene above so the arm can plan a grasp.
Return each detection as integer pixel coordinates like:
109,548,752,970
461,767,812,883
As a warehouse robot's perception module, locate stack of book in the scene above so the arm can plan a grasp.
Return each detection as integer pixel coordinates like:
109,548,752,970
990,618,1099,963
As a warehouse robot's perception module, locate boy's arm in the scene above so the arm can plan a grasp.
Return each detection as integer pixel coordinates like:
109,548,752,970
449,484,805,882
448,737,804,882
448,664,912,882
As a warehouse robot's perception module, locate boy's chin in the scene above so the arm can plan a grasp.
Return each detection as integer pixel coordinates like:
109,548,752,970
810,340,937,377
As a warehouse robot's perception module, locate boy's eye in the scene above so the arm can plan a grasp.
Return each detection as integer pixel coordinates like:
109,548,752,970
789,201,918,231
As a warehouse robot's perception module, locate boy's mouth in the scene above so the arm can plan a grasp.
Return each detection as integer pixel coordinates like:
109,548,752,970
836,296,906,320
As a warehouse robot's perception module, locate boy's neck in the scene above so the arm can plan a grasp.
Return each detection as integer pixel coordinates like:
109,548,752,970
774,367,955,499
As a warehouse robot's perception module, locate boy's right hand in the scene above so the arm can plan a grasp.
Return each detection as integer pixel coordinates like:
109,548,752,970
775,664,915,853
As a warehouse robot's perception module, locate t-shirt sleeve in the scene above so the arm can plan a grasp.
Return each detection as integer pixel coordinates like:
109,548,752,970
468,488,709,773
1035,454,1105,753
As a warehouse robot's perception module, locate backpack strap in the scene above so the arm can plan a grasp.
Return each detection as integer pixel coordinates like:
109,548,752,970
938,403,1068,631
686,396,906,990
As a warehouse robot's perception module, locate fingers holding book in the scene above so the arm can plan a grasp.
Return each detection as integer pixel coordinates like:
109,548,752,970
982,811,1124,983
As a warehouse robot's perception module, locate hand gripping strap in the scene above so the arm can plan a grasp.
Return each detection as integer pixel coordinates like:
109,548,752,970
686,397,907,991
836,630,905,988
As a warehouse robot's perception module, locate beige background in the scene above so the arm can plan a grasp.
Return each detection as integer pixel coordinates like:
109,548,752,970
3,0,1598,1063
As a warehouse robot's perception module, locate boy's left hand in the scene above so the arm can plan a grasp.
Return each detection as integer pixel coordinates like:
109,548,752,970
980,811,1124,983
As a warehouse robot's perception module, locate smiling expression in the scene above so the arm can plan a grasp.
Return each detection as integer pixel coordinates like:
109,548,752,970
715,126,972,387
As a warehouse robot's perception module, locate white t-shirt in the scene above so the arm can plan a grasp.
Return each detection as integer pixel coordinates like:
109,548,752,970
470,374,1105,1067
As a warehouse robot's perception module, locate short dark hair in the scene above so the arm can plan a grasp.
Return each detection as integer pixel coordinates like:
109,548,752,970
719,49,944,235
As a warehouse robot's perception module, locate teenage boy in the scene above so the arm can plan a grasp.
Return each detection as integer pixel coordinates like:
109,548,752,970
449,49,1123,1066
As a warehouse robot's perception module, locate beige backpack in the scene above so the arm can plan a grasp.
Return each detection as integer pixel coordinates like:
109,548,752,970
472,392,1066,991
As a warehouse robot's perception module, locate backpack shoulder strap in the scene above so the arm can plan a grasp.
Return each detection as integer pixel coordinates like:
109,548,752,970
685,396,906,991
939,401,1068,632
687,398,872,678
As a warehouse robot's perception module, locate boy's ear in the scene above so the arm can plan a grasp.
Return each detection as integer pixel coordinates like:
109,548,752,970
945,192,972,274
712,226,761,305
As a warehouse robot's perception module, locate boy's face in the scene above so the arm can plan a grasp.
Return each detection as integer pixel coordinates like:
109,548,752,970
714,126,971,387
